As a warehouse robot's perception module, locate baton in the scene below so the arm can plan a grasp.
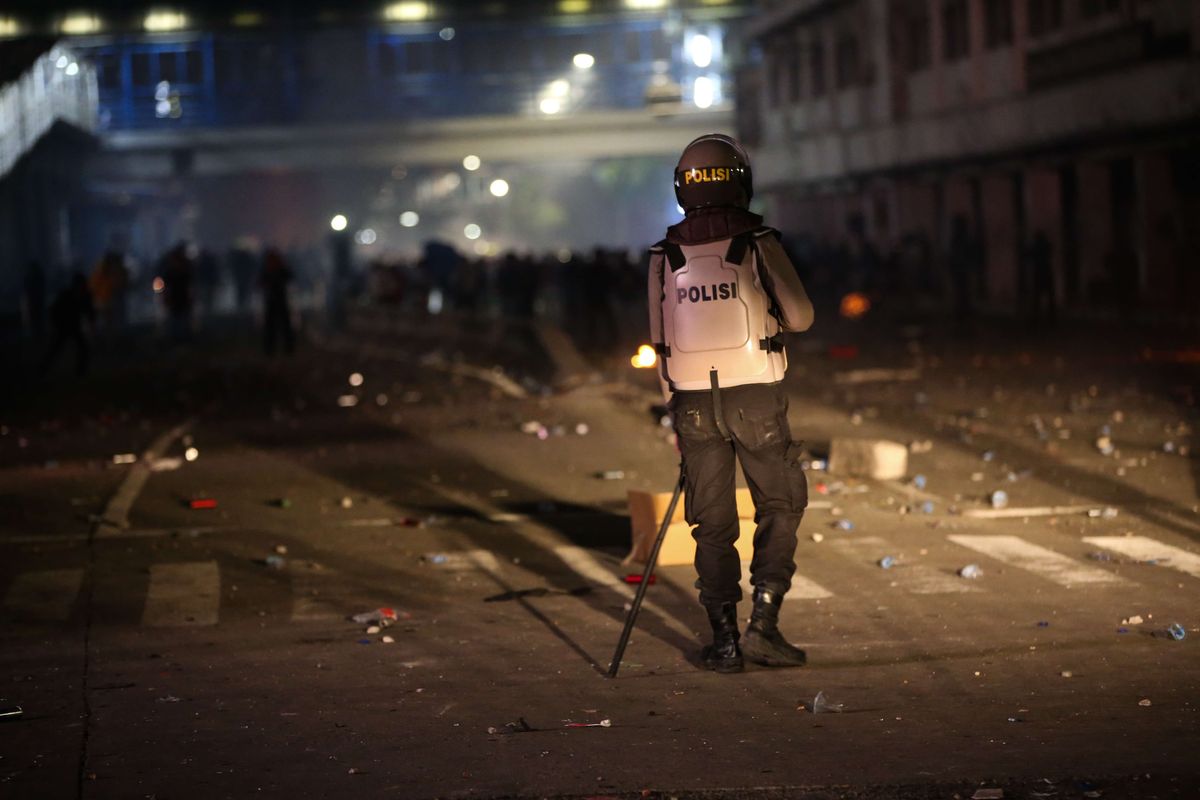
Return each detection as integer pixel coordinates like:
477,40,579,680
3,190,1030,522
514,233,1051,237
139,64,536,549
607,462,686,678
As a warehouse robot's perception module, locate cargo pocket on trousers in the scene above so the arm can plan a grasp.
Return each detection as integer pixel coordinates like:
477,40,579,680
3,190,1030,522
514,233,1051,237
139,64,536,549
784,441,809,512
731,407,784,450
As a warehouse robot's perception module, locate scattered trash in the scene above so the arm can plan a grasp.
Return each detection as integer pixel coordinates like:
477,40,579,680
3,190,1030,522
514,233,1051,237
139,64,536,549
832,519,855,531
488,717,535,735
1036,621,1050,627
424,554,449,565
878,556,896,569
149,457,183,472
1162,441,1175,454
396,517,426,528
972,790,1004,800
1060,670,1073,678
564,719,612,728
912,474,927,490
988,490,1009,509
1095,436,1114,456
575,423,590,436
808,690,844,714
272,498,292,509
366,625,381,634
909,439,933,453
337,395,359,408
982,450,996,462
112,453,137,465
1138,698,1152,707
156,695,181,703
1166,623,1186,641
381,635,395,644
623,574,656,585
1086,507,1119,519
184,447,199,462
919,501,935,514
1121,615,1144,626
339,496,354,509
349,608,399,625
811,532,825,543
0,706,22,721
1116,627,1129,634
958,564,983,579
596,470,626,480
264,555,286,570
274,544,288,555
965,504,1105,520
188,498,217,510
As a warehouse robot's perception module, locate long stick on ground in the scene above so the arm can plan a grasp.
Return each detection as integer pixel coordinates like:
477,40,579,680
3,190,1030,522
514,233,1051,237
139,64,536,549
607,463,685,678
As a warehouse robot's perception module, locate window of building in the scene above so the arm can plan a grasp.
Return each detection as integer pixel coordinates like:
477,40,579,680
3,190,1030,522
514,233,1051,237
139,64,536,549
787,50,802,103
810,39,826,96
184,50,203,84
1080,0,1121,19
835,35,859,88
1028,0,1064,37
906,6,932,72
157,51,178,83
984,0,1013,48
942,0,970,61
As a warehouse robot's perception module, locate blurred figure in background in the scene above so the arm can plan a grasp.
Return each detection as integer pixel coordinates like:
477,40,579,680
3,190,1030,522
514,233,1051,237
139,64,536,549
89,250,130,334
195,248,221,319
1027,230,1057,327
22,260,46,340
260,247,295,356
228,245,258,313
159,242,195,343
42,273,94,376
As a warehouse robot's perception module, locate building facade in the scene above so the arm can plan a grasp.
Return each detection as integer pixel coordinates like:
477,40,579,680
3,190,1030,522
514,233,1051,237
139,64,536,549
739,0,1200,318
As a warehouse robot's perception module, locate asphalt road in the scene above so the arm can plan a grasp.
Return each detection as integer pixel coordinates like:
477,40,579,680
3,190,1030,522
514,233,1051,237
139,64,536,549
1,312,1197,799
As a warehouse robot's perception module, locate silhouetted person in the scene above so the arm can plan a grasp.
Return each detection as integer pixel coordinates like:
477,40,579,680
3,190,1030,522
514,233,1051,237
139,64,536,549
23,260,46,339
947,215,977,334
195,248,220,317
89,250,130,334
1027,230,1056,326
260,248,295,355
42,273,94,375
159,243,194,342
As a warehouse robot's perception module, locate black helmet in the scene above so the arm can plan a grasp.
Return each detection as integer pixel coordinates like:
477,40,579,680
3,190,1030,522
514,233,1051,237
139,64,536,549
673,133,753,212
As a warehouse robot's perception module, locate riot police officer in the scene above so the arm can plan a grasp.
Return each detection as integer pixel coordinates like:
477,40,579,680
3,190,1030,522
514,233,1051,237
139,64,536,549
647,134,814,673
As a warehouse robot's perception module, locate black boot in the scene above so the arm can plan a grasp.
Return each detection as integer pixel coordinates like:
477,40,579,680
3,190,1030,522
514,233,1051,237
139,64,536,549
742,588,807,667
700,602,744,674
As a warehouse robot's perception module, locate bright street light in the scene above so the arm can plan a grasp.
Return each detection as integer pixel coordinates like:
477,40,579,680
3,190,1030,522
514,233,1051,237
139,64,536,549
330,214,348,231
539,97,562,114
489,179,510,198
399,211,419,227
462,154,481,171
572,52,595,69
464,223,482,240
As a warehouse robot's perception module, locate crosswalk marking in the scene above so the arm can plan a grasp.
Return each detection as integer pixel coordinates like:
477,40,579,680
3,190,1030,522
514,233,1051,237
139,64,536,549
832,536,979,594
142,561,220,627
2,569,84,621
1082,536,1200,581
947,535,1129,587
739,561,833,600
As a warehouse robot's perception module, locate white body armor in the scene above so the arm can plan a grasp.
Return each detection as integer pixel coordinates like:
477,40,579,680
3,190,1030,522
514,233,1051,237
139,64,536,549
655,231,787,392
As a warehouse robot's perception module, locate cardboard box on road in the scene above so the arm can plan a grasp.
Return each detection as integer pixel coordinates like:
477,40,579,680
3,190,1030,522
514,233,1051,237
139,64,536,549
625,487,757,566
828,438,908,480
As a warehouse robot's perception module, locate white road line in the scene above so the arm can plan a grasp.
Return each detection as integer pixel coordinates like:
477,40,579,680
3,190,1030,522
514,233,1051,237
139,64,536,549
739,561,832,600
948,535,1130,587
832,536,979,594
1083,536,1200,581
142,561,220,627
2,569,84,621
96,420,193,537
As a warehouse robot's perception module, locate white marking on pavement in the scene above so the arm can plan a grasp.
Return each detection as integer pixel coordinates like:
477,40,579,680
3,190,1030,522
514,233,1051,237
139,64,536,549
947,535,1130,587
961,505,1098,520
142,561,220,626
1083,536,1200,581
2,569,84,621
96,420,193,537
832,536,979,594
739,561,832,600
